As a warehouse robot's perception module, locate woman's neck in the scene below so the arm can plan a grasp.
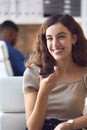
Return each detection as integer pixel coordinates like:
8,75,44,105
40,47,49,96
56,58,82,75
55,58,84,83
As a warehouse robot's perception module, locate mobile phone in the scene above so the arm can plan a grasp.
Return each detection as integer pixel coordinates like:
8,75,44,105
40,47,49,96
39,67,54,75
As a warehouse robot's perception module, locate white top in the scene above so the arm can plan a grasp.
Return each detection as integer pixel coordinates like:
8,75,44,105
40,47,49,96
23,65,87,120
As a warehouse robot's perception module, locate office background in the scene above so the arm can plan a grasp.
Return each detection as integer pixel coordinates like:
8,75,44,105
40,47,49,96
0,0,87,58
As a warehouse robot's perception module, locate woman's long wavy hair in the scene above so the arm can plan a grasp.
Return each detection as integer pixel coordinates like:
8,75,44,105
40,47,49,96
25,14,87,69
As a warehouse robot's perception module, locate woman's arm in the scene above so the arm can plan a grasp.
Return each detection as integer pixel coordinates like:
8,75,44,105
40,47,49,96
24,67,59,130
54,114,87,130
24,87,49,130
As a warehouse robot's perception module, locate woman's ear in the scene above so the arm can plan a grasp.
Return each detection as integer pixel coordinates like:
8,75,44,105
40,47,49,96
72,34,77,45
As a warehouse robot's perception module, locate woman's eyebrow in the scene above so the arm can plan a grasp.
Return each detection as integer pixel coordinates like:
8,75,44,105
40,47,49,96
57,32,67,36
46,32,67,36
46,34,52,37
46,32,67,38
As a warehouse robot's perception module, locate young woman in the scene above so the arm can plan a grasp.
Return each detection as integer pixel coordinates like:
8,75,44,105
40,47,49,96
23,14,87,130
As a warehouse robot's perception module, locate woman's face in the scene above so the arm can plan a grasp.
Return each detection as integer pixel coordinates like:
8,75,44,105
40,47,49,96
46,23,76,62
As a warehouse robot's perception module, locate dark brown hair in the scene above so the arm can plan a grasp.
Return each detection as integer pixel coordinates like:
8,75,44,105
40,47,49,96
26,14,87,69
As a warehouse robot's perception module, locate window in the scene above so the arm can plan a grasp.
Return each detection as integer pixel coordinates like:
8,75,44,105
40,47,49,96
43,0,81,17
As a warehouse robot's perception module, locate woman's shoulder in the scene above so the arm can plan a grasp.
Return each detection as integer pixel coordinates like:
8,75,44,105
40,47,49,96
23,64,39,77
23,64,40,92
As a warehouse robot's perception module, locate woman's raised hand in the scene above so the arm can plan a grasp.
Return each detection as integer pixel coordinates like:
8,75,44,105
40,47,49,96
38,66,59,94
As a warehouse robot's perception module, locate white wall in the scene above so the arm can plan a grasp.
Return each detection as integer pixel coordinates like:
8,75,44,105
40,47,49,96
0,0,87,36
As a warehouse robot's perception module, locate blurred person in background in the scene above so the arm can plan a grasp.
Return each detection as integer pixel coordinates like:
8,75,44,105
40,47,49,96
0,20,25,76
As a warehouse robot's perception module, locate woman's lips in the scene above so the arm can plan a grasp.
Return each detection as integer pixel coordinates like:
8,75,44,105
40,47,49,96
52,48,64,54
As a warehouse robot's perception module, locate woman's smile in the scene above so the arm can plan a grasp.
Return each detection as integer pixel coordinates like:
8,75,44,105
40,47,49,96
52,48,64,55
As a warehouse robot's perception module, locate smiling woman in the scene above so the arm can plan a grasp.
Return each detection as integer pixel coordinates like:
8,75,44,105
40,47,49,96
46,22,77,62
23,14,87,130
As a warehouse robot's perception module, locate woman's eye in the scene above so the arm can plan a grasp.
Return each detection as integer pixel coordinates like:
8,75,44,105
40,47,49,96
58,35,65,39
46,37,53,41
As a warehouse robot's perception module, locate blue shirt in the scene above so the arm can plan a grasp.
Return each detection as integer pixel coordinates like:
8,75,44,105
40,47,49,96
6,41,25,76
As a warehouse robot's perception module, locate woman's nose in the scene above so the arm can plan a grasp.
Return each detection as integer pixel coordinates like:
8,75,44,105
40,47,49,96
53,38,59,47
